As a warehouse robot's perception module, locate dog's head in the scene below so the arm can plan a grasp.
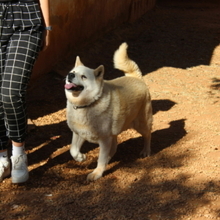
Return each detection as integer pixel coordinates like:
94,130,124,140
65,56,104,107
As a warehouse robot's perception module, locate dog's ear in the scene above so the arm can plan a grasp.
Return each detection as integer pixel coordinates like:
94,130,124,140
94,65,104,79
75,56,84,67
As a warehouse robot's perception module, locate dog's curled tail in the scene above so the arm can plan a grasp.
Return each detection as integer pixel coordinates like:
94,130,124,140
113,42,142,79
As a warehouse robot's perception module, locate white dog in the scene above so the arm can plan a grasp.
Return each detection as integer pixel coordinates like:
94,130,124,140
65,43,152,181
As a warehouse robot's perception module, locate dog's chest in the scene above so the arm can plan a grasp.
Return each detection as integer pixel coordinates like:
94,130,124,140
66,102,109,143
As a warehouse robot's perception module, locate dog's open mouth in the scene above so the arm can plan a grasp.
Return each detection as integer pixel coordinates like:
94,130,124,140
65,83,84,91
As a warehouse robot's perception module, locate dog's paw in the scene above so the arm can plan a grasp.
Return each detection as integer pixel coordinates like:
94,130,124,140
139,149,150,158
87,169,103,181
72,153,86,162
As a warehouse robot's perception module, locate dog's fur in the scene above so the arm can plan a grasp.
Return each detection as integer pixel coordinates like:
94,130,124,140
65,43,152,181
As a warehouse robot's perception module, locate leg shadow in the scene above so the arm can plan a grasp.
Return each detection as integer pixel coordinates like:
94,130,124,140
152,119,187,154
106,118,187,176
152,99,176,115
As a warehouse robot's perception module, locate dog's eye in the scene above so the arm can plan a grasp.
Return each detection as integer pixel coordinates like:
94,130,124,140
81,75,87,80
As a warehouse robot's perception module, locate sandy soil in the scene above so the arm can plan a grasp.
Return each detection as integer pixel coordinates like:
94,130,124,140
1,0,220,219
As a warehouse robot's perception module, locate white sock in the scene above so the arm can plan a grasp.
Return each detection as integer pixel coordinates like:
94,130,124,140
12,145,25,156
0,150,8,161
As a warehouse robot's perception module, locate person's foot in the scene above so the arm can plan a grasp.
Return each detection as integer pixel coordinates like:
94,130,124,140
11,154,29,184
0,157,10,182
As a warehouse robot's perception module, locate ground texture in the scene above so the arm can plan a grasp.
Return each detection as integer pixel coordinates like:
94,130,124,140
1,1,220,219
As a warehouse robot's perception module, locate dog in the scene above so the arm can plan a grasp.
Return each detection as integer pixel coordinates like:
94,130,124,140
64,42,152,181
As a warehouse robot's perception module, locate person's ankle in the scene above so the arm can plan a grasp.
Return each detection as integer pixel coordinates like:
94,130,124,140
12,144,25,156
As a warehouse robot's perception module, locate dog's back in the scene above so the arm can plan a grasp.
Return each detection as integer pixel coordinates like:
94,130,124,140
113,42,142,79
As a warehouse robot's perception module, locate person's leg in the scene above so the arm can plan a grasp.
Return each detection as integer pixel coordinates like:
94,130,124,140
0,83,10,179
3,28,42,183
0,2,42,183
0,4,10,182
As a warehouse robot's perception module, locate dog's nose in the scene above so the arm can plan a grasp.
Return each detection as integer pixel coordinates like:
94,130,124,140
68,72,75,82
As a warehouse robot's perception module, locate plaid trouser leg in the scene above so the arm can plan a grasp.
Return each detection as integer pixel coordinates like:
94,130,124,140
0,97,8,149
0,2,43,150
0,30,41,149
0,9,8,149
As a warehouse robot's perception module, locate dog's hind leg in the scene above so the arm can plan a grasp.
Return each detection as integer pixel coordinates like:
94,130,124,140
140,131,151,157
70,132,86,162
109,136,118,158
135,109,152,157
87,136,115,181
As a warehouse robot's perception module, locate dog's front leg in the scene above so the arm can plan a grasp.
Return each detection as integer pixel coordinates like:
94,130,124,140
70,132,86,162
87,137,113,181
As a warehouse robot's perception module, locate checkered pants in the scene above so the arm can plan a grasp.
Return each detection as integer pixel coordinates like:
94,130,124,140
0,2,43,150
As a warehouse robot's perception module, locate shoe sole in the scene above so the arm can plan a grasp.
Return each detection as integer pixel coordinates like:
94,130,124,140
12,173,29,184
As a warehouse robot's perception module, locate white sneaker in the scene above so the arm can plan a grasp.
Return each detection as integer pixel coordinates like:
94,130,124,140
11,154,29,184
0,157,10,182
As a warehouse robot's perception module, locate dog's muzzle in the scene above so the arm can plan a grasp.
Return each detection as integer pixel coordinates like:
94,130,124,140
65,72,84,91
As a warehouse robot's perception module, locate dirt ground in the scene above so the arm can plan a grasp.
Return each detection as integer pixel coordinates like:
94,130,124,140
1,0,220,219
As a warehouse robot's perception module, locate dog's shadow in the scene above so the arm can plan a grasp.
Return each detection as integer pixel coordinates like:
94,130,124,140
114,118,186,160
152,99,176,115
105,118,187,176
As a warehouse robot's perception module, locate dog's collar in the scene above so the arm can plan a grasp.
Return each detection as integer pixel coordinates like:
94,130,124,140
72,99,98,110
72,104,90,110
71,88,103,110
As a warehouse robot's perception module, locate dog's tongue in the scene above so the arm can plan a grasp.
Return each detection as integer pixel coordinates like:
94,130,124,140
65,83,76,89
